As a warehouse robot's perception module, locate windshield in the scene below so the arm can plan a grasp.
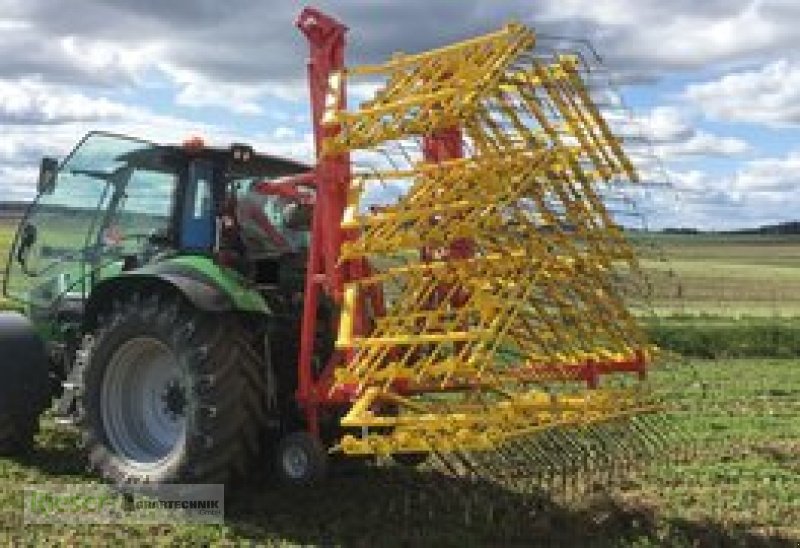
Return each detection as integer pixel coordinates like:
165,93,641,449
4,132,176,309
64,133,156,175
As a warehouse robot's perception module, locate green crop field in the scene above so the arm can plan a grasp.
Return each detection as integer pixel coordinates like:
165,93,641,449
0,359,796,546
635,233,800,317
0,225,798,545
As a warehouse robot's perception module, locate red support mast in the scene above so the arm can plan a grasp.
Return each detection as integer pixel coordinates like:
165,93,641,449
294,7,351,434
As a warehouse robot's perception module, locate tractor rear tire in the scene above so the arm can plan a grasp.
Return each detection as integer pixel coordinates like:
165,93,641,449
79,293,271,485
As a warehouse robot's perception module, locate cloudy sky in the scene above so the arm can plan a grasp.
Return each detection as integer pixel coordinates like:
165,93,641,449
0,0,798,229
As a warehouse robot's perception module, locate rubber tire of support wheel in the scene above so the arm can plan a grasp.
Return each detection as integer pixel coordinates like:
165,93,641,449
276,431,328,486
79,293,270,485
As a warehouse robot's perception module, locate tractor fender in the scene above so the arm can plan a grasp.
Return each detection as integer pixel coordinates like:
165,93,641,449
84,274,233,328
0,312,50,415
83,261,269,330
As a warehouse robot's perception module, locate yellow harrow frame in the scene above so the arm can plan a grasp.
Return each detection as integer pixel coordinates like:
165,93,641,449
297,12,661,461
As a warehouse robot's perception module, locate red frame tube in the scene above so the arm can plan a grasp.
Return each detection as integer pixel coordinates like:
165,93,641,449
295,7,351,434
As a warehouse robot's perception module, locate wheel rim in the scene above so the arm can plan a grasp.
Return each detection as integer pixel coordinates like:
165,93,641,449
100,337,187,470
282,445,309,480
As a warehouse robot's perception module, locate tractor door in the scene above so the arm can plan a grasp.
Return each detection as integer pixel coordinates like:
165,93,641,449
3,132,175,319
178,159,215,251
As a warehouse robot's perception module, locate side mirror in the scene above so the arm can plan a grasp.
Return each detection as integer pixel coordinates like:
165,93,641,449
37,157,58,195
282,202,313,230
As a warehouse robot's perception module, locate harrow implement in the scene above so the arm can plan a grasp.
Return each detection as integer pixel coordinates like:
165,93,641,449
296,9,663,468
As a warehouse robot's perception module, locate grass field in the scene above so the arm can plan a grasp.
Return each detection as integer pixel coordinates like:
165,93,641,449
0,358,797,546
0,222,798,545
635,233,800,317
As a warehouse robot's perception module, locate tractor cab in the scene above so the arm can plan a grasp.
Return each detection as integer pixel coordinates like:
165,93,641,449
3,131,311,337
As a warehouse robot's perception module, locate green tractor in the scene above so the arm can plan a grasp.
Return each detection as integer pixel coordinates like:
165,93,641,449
0,8,358,488
1,131,330,485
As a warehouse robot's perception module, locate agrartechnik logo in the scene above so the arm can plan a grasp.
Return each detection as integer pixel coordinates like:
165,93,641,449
23,484,224,525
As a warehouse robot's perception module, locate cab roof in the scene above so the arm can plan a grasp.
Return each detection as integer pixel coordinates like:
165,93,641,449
161,143,311,178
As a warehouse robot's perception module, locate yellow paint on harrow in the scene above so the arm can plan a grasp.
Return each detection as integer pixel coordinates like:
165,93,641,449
325,23,656,455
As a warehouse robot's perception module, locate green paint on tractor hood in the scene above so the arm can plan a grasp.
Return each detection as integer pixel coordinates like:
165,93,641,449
131,255,269,314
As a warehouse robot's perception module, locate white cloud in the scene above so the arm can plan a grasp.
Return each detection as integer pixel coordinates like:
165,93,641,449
685,59,800,127
247,131,314,163
657,148,800,229
671,148,800,195
4,0,799,110
272,126,296,140
162,65,269,115
668,169,718,193
58,36,157,82
640,106,694,143
174,83,265,115
661,131,750,157
0,80,143,125
732,149,800,191
634,105,750,160
536,0,798,76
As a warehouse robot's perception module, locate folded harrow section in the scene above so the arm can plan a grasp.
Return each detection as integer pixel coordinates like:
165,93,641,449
322,23,658,456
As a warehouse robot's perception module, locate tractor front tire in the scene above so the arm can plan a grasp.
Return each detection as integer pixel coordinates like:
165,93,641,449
79,294,270,485
0,311,50,458
0,414,37,457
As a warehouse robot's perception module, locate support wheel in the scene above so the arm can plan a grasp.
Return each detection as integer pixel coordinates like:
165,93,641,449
276,431,328,486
